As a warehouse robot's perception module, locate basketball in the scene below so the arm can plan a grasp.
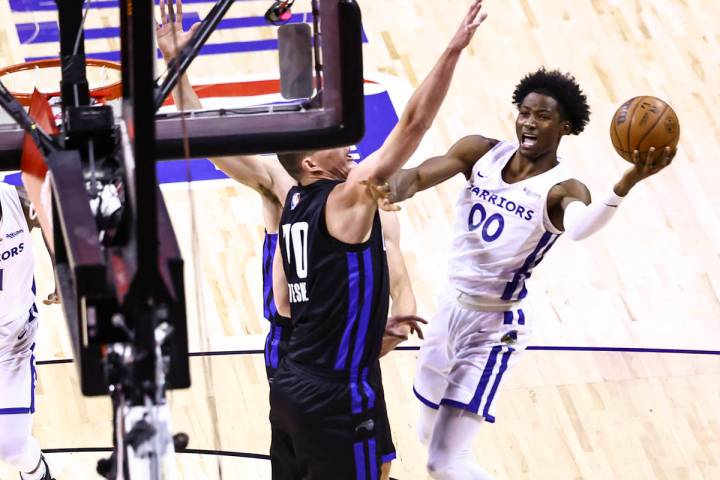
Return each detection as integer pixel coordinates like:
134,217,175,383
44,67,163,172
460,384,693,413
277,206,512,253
610,96,680,163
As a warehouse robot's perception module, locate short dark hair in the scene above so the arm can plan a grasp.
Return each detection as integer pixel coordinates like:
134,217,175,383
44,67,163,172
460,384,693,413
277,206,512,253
512,68,590,135
277,151,310,180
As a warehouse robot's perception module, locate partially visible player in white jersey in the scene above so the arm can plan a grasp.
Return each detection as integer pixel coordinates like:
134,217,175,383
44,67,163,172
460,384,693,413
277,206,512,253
388,68,675,479
0,182,55,480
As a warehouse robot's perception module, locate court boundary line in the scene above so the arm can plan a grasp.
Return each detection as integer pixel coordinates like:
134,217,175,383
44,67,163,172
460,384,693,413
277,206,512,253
45,447,270,459
43,448,401,479
35,345,720,366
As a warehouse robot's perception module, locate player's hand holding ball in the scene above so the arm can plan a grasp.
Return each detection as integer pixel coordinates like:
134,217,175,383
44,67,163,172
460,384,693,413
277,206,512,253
610,96,679,196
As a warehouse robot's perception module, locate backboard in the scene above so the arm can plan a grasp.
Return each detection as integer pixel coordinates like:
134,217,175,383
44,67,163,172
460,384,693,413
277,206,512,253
0,0,365,168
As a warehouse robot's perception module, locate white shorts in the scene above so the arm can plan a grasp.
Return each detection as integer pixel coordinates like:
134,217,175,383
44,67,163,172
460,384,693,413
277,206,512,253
0,307,39,415
413,292,530,422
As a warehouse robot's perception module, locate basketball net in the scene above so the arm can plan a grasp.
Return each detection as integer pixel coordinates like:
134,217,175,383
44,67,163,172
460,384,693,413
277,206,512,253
21,88,56,254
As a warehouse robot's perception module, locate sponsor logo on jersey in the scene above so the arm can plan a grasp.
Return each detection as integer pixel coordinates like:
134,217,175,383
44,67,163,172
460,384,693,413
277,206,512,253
523,187,541,199
0,242,24,261
6,229,23,239
290,192,301,210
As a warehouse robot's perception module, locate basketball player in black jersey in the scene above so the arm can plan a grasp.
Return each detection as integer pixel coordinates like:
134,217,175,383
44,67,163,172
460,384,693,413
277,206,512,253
156,1,424,476
267,2,489,478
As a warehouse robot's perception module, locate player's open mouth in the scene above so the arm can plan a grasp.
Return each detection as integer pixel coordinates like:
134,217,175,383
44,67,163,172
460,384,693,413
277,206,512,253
521,134,537,148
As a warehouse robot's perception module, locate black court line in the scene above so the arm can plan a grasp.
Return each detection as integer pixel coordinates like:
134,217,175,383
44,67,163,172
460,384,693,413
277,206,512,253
35,345,720,366
526,346,720,355
45,446,269,459
43,448,401,479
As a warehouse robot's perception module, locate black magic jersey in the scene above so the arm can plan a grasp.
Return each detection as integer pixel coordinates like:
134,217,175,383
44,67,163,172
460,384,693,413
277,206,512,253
278,179,390,372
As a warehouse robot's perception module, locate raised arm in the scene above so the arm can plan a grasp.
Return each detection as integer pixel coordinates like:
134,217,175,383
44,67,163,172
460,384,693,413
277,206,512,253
551,146,675,240
157,0,202,110
156,1,295,205
326,1,488,244
212,155,296,205
390,134,497,203
349,0,487,186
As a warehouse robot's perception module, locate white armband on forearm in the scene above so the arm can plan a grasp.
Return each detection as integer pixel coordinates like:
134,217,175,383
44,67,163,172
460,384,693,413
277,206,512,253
563,190,624,241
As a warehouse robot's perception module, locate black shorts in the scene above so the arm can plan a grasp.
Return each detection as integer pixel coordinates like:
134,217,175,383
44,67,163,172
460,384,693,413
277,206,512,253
269,360,395,480
264,315,292,382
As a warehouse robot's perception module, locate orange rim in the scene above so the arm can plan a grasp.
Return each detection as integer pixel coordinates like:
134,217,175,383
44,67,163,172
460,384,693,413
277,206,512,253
0,58,122,106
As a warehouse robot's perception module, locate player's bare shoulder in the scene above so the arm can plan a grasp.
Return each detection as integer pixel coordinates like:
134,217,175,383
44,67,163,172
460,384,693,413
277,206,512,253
458,134,499,152
451,135,500,178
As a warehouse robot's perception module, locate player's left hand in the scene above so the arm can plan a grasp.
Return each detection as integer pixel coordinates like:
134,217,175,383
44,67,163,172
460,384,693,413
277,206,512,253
631,145,675,178
42,290,60,305
361,179,400,212
156,0,201,61
616,146,675,195
448,0,488,52
380,315,427,356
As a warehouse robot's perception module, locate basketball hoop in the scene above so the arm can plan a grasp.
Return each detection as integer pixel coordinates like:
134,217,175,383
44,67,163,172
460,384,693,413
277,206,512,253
0,58,122,106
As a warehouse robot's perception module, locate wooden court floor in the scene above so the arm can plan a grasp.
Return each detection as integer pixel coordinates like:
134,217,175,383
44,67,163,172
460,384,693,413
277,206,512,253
2,0,720,478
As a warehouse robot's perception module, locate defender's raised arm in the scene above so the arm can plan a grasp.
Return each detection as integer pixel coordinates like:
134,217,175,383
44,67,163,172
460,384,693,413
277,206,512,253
326,0,489,244
349,0,488,186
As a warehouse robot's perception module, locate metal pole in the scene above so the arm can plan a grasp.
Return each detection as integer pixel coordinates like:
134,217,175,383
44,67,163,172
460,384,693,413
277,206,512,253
56,0,90,108
125,0,159,291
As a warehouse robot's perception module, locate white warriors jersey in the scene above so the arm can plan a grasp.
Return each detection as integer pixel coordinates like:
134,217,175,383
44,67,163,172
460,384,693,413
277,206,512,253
0,182,36,324
448,140,572,304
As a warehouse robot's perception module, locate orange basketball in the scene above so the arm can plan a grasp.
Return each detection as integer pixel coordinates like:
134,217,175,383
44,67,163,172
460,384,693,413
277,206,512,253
610,96,680,163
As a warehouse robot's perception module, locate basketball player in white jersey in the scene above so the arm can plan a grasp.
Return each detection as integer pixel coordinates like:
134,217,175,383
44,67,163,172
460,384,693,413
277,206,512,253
156,2,424,476
0,182,54,480
387,68,675,479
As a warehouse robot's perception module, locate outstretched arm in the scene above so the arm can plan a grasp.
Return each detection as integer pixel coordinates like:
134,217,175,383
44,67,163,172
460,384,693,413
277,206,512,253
327,0,488,244
212,155,296,206
389,134,497,204
157,0,202,110
156,0,295,204
552,146,675,240
350,0,488,185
